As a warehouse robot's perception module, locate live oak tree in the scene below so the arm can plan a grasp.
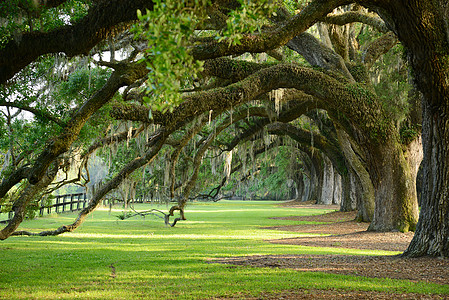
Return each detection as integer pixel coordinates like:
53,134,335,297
367,0,449,258
0,0,416,232
0,0,447,258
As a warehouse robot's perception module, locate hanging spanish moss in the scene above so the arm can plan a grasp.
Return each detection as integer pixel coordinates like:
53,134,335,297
269,88,285,115
224,150,233,179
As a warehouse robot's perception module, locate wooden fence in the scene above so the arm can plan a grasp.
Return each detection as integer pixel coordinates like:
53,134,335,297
0,193,88,224
40,193,88,215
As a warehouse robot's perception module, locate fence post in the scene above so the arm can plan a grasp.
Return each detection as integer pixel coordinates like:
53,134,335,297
76,194,80,210
39,198,44,217
70,194,74,211
62,195,67,212
55,196,60,213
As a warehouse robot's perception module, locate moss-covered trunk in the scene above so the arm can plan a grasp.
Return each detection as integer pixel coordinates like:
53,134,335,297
358,0,449,253
367,136,419,232
404,101,449,256
336,128,374,222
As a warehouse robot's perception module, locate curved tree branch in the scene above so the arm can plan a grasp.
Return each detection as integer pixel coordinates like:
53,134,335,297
0,165,31,199
0,0,154,84
0,163,58,240
322,11,389,33
287,33,355,81
266,122,346,175
362,32,398,69
11,127,168,237
169,116,209,198
190,0,351,60
27,61,148,185
81,125,145,159
0,102,65,127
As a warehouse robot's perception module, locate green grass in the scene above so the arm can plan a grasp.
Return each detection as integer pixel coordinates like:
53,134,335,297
0,201,447,299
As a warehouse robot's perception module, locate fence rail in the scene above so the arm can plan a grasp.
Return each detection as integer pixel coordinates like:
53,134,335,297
0,193,88,224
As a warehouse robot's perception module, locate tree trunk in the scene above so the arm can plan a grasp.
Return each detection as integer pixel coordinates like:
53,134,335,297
333,170,342,205
367,138,419,232
309,150,324,203
404,102,449,256
366,0,449,256
336,128,374,221
319,155,334,205
340,169,358,212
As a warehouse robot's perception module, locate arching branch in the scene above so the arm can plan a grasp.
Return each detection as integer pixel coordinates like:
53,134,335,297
11,127,168,237
27,61,148,185
169,117,209,198
81,125,145,159
287,33,355,80
0,101,65,127
202,141,278,200
362,32,398,69
266,122,346,175
0,163,58,240
0,0,154,84
190,0,351,60
0,165,32,199
322,11,389,33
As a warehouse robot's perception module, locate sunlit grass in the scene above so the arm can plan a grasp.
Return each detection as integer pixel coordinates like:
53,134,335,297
0,201,447,299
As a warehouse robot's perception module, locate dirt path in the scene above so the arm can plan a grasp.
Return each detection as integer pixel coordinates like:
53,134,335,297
211,203,449,299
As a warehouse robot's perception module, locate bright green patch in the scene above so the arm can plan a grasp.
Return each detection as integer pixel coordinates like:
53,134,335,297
0,201,447,299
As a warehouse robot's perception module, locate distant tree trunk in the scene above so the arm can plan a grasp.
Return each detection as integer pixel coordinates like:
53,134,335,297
332,171,342,205
297,146,323,203
308,149,324,203
340,169,358,212
319,156,334,205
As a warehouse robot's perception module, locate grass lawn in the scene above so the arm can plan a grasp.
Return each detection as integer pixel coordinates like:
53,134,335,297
0,201,447,299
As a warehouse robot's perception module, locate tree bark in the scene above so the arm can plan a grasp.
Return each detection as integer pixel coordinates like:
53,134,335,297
367,137,419,232
0,164,58,240
336,128,374,222
340,169,358,212
319,155,335,205
404,101,449,256
358,0,449,256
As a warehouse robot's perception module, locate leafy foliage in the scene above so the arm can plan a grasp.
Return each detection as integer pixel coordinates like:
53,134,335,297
0,0,89,48
132,0,208,112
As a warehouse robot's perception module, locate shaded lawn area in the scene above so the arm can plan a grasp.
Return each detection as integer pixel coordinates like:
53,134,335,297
0,201,448,299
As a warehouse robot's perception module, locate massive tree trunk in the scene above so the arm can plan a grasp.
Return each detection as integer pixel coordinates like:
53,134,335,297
362,0,449,256
367,137,419,232
404,102,449,256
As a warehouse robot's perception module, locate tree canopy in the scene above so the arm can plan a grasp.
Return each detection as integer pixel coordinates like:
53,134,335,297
0,0,448,258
